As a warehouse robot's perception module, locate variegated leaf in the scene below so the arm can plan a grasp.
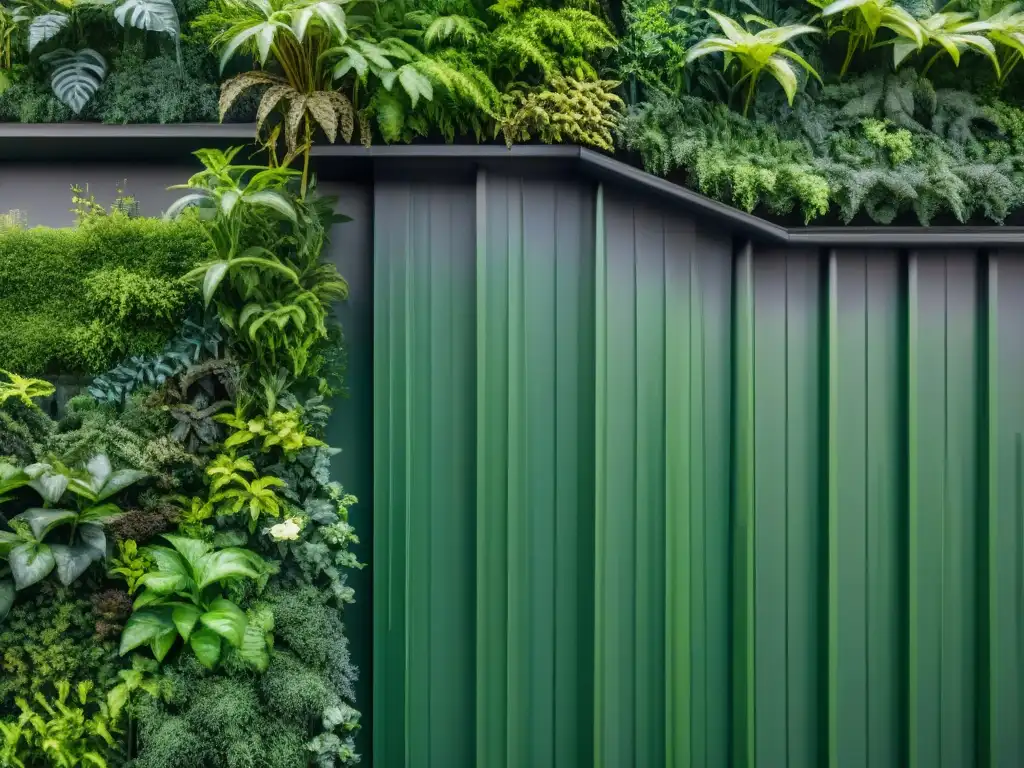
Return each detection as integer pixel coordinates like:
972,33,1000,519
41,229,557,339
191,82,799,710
219,70,283,120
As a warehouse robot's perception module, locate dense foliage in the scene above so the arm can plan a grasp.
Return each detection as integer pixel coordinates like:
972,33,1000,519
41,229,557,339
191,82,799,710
0,195,208,376
0,149,361,766
616,0,1024,223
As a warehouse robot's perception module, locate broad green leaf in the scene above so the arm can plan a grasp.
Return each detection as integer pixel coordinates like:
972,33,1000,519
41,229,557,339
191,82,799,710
146,545,191,577
195,549,262,589
0,531,19,556
765,56,799,103
172,603,203,641
189,628,222,669
132,589,165,609
10,542,55,590
220,25,261,72
151,627,177,662
164,192,210,219
707,9,751,42
119,608,174,655
114,0,179,37
202,262,230,306
200,599,248,647
136,571,189,595
163,534,212,569
95,468,148,501
51,543,99,586
15,508,77,540
237,616,271,672
41,48,107,115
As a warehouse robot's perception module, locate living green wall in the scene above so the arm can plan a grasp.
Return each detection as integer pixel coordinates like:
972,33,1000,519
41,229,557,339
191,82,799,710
0,215,209,375
371,169,1024,767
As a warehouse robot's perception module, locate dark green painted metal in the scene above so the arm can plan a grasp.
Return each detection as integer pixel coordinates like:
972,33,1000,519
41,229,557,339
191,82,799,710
986,251,1024,768
475,171,596,768
368,171,1024,768
597,188,732,768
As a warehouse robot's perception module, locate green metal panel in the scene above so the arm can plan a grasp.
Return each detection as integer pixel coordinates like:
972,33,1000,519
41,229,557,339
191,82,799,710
368,173,1024,768
475,171,596,768
826,250,903,768
372,179,478,768
596,188,732,768
907,251,981,768
986,251,1024,768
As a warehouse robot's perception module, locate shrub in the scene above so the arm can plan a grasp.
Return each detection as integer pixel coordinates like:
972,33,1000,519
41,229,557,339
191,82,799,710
0,214,209,375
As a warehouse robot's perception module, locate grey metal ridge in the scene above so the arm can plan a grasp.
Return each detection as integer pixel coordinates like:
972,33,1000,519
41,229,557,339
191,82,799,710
0,123,256,138
317,144,1024,246
2,125,1021,245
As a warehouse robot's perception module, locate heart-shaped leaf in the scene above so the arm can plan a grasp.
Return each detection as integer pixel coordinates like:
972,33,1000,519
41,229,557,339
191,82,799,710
51,543,100,586
10,542,56,590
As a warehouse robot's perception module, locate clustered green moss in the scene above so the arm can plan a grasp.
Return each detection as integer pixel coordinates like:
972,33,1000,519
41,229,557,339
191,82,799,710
0,215,210,375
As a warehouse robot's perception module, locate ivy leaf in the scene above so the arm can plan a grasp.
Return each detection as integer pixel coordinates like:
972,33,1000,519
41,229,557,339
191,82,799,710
189,628,222,669
9,542,56,590
28,12,69,52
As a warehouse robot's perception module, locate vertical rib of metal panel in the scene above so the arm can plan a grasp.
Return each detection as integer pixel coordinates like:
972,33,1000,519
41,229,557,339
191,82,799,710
475,170,596,768
372,179,477,768
906,251,980,768
737,246,824,768
596,186,732,768
826,249,903,768
985,250,1024,768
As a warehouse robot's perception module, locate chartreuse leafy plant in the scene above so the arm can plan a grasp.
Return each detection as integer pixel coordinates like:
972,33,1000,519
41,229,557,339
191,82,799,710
814,0,925,75
0,371,54,408
986,3,1024,82
904,11,1000,74
0,680,121,768
207,452,288,532
119,534,270,669
686,11,821,115
216,404,325,455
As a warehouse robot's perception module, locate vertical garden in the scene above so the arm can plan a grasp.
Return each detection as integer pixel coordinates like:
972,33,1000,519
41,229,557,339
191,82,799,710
2,0,1024,762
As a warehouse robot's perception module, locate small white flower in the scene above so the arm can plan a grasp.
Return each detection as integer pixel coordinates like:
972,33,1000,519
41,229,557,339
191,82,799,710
267,517,302,542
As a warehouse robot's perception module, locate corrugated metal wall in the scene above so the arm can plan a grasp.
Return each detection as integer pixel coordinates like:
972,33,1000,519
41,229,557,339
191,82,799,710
371,169,1024,767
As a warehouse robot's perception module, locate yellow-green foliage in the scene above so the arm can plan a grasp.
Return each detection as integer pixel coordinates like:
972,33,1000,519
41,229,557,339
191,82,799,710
0,215,210,376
